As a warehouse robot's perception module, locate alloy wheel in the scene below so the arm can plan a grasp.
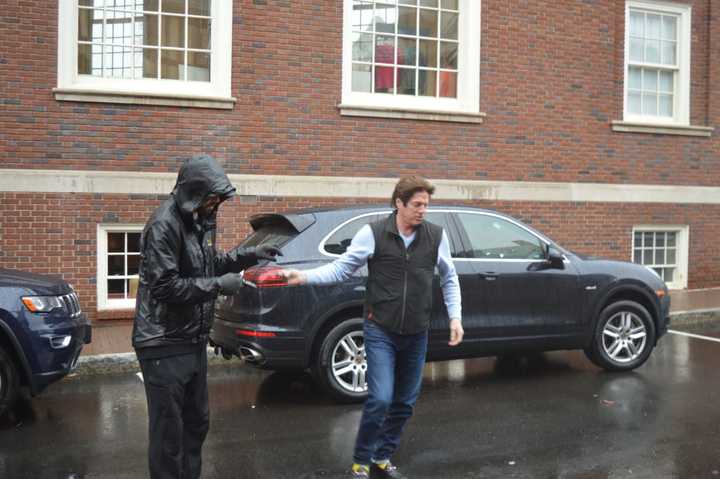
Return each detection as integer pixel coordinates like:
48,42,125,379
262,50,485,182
602,311,647,363
331,330,367,393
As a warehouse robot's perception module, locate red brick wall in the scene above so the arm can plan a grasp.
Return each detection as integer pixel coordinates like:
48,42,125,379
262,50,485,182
0,1,717,184
1,192,717,321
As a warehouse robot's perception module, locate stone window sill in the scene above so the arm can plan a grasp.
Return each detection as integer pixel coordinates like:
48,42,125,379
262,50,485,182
611,120,713,137
338,104,486,124
53,88,236,110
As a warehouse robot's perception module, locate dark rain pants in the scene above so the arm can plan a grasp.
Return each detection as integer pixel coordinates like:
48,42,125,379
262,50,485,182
139,349,209,479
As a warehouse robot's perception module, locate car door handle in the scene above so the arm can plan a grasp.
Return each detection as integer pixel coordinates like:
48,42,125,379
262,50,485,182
479,272,498,281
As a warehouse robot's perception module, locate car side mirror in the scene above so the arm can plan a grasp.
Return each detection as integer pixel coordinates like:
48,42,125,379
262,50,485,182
546,245,565,269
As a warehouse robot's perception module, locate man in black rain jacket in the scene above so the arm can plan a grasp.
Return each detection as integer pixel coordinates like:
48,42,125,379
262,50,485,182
133,155,280,479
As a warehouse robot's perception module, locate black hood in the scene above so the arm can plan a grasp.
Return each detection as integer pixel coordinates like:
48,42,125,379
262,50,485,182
171,155,236,219
0,268,70,295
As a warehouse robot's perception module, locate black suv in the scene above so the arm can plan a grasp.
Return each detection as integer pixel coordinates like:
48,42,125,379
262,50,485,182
0,269,91,415
211,206,670,401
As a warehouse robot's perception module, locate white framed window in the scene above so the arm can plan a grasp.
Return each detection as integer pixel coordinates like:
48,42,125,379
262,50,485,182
341,0,481,116
632,225,689,289
57,1,233,104
97,224,143,310
624,1,691,125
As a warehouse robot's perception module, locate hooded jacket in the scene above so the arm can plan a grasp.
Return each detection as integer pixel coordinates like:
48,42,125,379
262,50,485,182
132,155,257,359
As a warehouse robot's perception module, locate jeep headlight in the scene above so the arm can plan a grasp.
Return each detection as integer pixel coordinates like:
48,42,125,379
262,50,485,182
22,296,64,313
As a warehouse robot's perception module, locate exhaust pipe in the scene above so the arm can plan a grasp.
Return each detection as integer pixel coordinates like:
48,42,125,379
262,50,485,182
238,346,264,364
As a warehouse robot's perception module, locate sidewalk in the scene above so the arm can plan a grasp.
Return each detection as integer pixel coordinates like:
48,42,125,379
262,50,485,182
76,288,720,373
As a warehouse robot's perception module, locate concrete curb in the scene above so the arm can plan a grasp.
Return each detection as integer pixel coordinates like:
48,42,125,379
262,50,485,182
74,309,720,376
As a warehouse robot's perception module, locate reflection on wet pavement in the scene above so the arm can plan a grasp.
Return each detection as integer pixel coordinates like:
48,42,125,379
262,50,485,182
3,328,720,478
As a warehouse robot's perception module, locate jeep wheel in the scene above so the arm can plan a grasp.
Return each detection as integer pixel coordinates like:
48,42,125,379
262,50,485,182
313,318,368,403
0,347,19,417
585,300,656,371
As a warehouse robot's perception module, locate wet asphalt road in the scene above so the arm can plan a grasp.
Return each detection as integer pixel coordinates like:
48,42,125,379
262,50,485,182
2,326,720,479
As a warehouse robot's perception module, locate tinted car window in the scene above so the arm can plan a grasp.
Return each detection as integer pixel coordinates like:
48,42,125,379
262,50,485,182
324,214,385,255
425,211,457,256
457,213,545,260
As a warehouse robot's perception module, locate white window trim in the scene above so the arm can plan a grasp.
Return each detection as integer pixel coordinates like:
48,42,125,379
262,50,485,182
340,0,481,117
632,225,689,290
623,0,691,126
97,224,143,311
56,1,234,106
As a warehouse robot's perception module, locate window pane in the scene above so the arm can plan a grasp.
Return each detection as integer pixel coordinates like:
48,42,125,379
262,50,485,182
189,0,211,16
143,0,159,11
352,63,372,92
128,277,139,299
440,41,457,69
628,91,641,114
633,249,643,264
352,1,373,31
643,69,657,91
127,233,141,252
642,93,657,115
375,66,394,93
160,48,183,79
127,255,140,275
642,248,653,265
375,3,397,34
398,6,417,35
375,35,395,64
420,0,438,6
143,14,159,46
419,39,437,67
647,14,661,39
665,248,675,264
143,47,158,78
399,0,418,4
634,232,643,248
161,15,184,47
188,17,210,49
653,267,663,279
418,69,436,96
162,0,185,14
442,0,458,9
659,94,673,116
352,33,373,62
643,232,654,246
439,70,456,97
667,232,676,247
187,51,210,81
419,9,438,37
80,0,104,6
78,43,94,74
78,8,97,42
108,279,125,299
628,66,642,89
108,255,125,276
457,213,546,260
661,40,676,65
645,39,660,63
105,45,135,78
106,11,134,46
629,11,644,37
398,37,416,65
664,268,674,282
656,232,665,247
629,38,644,62
108,233,124,253
397,67,416,95
440,11,458,40
659,70,673,92
655,249,664,264
662,15,677,40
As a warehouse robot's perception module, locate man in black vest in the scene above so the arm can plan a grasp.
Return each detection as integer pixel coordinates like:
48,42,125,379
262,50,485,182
283,176,463,479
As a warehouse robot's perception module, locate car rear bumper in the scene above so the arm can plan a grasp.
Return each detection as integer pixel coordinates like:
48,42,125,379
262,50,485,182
210,317,306,370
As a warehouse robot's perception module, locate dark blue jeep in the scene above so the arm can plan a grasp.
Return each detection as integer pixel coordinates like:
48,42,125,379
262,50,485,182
0,269,91,415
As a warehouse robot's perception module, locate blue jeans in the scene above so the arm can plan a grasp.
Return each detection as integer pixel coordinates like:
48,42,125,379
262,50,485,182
353,320,428,465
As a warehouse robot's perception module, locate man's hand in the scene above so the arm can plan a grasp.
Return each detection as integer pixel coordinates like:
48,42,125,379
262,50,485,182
255,245,283,261
280,269,306,286
448,318,464,346
217,272,244,295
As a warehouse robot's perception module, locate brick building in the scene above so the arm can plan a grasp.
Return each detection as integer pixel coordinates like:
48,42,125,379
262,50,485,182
0,0,717,322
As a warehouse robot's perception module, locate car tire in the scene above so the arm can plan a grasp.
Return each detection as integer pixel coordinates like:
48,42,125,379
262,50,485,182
312,317,368,403
585,300,656,371
0,347,19,417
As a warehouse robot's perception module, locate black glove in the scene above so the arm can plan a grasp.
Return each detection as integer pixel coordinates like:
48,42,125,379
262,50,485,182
254,244,283,261
217,273,244,295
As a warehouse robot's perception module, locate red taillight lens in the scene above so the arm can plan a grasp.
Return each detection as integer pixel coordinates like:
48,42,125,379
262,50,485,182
243,266,288,288
235,329,277,338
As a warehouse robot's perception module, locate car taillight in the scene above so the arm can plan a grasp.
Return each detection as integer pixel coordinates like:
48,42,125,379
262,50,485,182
242,266,289,288
235,329,277,338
